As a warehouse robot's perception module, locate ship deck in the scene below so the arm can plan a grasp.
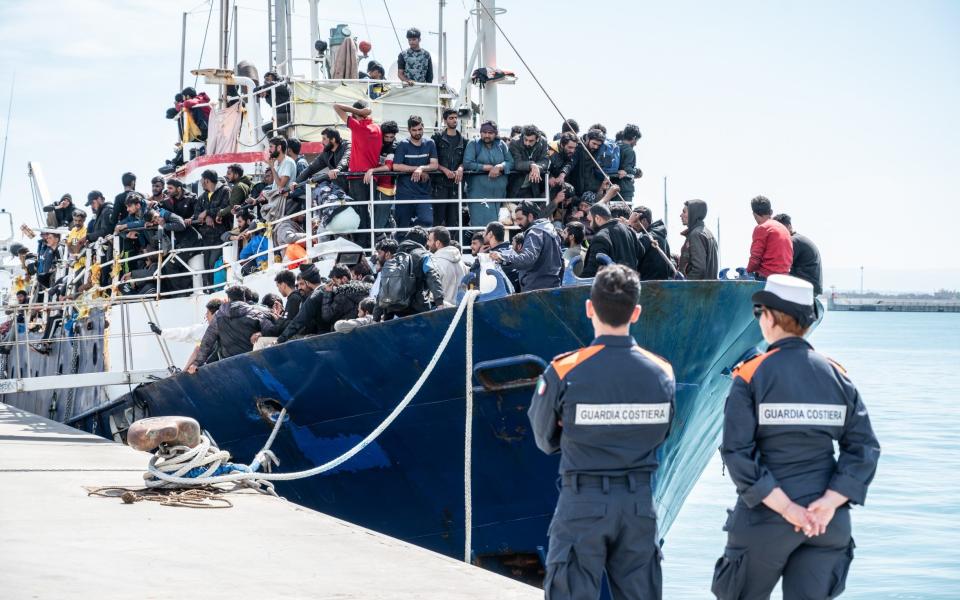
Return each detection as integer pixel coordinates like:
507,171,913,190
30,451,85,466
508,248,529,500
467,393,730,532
0,403,539,599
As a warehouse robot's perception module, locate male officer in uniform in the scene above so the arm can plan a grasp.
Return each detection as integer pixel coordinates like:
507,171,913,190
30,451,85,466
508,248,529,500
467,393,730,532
529,264,675,600
712,274,880,599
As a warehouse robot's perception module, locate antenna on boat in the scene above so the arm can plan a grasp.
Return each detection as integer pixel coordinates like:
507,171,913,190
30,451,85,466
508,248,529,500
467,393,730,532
663,176,668,232
0,75,13,202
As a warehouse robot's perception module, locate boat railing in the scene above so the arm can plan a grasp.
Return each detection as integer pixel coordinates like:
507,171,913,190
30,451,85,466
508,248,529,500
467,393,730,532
5,173,548,317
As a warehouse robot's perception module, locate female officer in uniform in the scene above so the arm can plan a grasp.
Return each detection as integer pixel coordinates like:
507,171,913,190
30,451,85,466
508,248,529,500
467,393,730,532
712,274,880,599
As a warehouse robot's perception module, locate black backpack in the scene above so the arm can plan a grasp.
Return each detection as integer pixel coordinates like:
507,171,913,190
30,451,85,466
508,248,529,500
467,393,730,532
377,252,417,311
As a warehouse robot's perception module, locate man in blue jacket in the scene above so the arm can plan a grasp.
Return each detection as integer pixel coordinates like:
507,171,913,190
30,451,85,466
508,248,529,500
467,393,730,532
489,200,562,291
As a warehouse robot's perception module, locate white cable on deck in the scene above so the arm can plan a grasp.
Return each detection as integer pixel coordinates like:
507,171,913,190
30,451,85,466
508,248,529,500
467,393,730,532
144,291,481,488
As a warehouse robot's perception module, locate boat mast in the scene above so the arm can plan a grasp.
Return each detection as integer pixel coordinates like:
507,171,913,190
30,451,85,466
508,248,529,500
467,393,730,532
477,0,498,123
219,0,230,102
308,0,320,79
0,76,13,202
179,13,187,90
438,0,445,85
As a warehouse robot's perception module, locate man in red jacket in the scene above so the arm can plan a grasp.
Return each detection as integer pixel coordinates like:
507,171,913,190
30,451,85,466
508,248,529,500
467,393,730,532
747,195,793,279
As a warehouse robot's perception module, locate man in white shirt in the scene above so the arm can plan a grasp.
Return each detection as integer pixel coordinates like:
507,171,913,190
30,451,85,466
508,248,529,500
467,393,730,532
266,136,297,191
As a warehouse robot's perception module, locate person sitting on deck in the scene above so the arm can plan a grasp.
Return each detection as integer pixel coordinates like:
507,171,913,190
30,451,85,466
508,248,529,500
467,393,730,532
177,87,211,141
333,297,377,333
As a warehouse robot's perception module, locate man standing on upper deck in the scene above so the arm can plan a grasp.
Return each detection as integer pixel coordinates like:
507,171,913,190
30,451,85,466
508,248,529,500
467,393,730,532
392,116,438,228
334,100,382,234
747,195,793,281
431,108,467,228
397,28,434,85
508,125,550,200
464,120,513,228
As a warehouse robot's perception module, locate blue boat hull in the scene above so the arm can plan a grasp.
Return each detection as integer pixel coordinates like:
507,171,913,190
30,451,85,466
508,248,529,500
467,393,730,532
74,281,764,577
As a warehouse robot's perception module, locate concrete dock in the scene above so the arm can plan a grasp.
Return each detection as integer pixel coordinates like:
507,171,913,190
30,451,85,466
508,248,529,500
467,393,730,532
0,403,541,599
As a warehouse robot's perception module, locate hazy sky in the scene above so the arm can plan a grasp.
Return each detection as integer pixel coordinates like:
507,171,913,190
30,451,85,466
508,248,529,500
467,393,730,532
0,0,957,291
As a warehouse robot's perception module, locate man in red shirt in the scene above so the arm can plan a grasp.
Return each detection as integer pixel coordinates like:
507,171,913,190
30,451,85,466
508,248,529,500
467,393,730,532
334,101,381,234
747,195,794,279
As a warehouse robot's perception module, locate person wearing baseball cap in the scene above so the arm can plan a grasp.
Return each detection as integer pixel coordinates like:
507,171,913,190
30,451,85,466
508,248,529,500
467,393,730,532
711,274,880,599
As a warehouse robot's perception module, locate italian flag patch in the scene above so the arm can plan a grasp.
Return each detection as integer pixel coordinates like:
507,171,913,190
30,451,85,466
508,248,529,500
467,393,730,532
536,377,547,396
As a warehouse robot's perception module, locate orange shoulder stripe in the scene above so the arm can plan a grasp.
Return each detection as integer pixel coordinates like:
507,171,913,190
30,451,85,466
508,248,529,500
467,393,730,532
552,345,605,380
827,357,847,374
733,348,780,383
634,347,674,379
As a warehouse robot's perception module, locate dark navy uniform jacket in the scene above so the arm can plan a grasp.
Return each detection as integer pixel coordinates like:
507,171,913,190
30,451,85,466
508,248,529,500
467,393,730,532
722,336,880,508
528,335,675,476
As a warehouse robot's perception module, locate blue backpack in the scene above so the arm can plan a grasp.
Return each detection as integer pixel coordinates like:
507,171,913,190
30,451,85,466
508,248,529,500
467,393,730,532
596,139,621,175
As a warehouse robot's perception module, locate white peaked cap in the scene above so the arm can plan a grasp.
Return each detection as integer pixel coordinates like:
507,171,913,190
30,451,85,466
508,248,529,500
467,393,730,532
763,274,814,306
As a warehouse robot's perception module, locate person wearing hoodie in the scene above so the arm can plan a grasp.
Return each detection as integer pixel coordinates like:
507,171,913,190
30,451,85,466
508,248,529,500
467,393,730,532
490,200,564,291
507,125,550,199
679,199,718,280
321,264,373,329
188,285,272,372
427,226,469,305
42,194,76,228
629,206,674,281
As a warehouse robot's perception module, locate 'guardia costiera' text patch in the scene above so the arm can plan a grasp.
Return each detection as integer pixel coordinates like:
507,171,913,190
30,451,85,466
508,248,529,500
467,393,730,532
758,403,846,427
575,403,671,425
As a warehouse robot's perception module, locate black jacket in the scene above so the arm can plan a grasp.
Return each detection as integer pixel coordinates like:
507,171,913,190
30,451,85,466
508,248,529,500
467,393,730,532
161,191,197,220
507,138,550,198
432,130,467,173
42,201,75,227
299,142,351,184
722,337,879,508
398,239,445,313
637,220,674,281
568,144,605,196
528,334,675,475
790,232,823,295
679,199,718,280
194,184,232,223
322,281,372,327
196,301,272,366
86,202,115,243
278,287,323,343
581,219,641,278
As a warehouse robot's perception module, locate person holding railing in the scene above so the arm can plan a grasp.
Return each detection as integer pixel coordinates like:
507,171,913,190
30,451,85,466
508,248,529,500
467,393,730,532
392,116,438,228
431,109,467,230
464,121,513,228
508,125,550,200
362,120,399,230
162,178,197,221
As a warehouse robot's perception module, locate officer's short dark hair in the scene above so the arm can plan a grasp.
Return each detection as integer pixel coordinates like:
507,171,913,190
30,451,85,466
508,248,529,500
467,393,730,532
275,269,296,287
429,226,451,247
485,221,505,243
751,195,773,216
406,225,428,246
590,264,641,327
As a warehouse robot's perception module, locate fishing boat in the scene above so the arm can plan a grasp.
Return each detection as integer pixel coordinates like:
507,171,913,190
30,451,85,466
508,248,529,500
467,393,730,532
0,0,790,585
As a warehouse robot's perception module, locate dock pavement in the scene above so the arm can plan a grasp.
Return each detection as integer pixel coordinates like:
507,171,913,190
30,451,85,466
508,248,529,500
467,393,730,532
0,403,540,599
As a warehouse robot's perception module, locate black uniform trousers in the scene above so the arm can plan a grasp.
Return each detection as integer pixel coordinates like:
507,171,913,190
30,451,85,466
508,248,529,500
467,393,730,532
545,473,662,600
712,496,855,600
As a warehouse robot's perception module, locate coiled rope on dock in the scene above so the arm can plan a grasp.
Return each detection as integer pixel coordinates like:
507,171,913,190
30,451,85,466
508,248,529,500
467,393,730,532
139,290,480,558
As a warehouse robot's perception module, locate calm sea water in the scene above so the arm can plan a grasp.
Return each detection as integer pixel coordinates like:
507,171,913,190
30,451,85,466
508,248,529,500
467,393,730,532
662,311,960,599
